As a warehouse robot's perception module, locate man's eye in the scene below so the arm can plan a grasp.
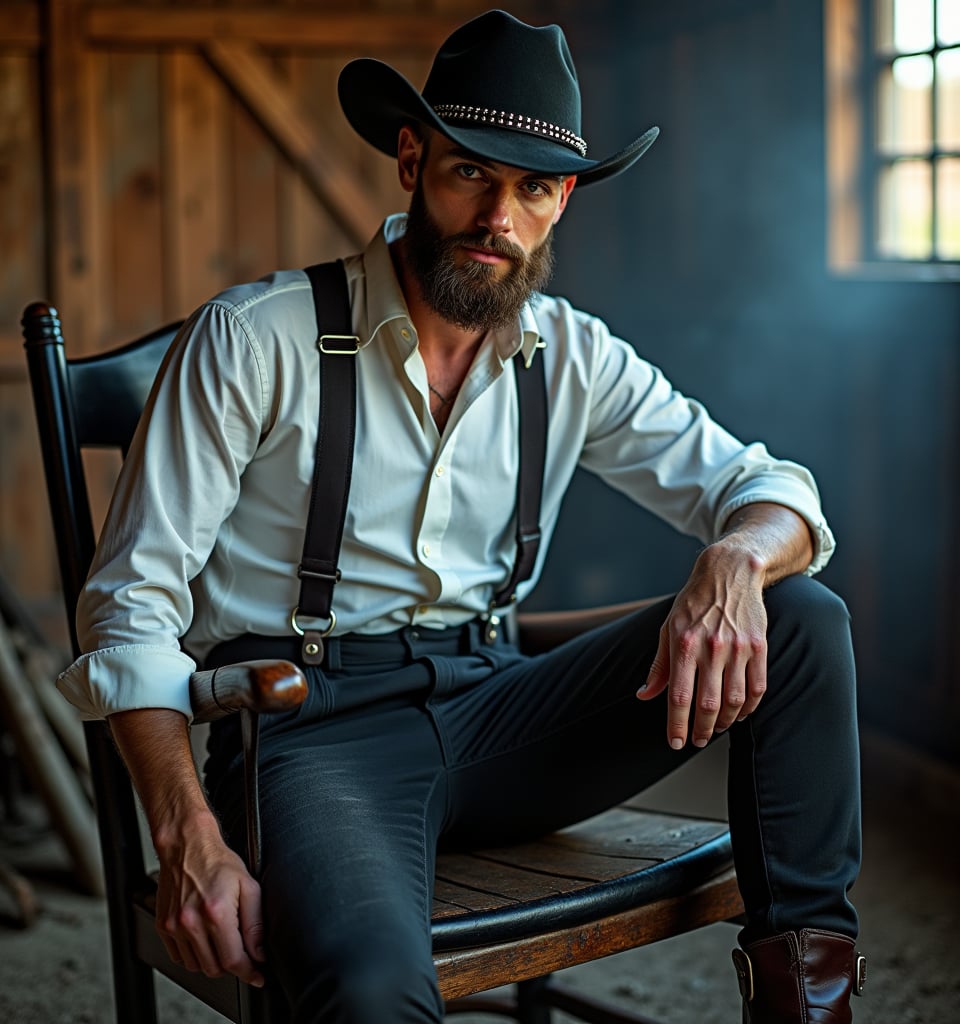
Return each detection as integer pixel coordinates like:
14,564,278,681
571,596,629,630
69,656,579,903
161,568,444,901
458,165,480,179
523,181,550,196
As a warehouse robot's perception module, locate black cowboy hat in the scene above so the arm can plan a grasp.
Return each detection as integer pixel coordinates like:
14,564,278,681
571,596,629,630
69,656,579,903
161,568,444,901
338,9,658,186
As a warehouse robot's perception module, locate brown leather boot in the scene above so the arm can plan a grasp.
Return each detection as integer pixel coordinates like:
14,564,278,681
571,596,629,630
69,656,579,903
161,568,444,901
732,928,866,1022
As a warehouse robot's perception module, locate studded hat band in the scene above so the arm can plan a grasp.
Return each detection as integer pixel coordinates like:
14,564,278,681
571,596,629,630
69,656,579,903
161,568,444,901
432,103,588,158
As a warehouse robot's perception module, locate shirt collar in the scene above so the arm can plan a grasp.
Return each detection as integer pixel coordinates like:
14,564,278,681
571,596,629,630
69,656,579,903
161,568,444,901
359,215,411,346
361,214,546,367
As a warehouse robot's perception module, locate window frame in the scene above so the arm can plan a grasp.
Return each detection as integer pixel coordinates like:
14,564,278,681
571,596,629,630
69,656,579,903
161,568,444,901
825,0,960,279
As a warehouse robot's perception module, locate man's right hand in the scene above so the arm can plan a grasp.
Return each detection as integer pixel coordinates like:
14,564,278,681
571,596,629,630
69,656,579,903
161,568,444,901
154,810,265,987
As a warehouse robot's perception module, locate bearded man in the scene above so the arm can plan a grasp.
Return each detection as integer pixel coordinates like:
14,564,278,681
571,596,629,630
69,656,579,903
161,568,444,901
59,10,863,1023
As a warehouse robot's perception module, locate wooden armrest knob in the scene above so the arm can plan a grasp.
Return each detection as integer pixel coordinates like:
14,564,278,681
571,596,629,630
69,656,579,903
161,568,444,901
189,659,308,723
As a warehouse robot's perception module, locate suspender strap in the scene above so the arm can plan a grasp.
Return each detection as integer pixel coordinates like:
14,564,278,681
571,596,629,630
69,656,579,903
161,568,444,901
295,261,358,663
490,352,548,614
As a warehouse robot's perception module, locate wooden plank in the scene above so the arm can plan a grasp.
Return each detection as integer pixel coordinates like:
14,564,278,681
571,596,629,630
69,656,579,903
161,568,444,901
569,801,728,839
0,337,26,377
0,54,45,343
203,39,381,248
86,8,464,50
43,0,103,355
465,846,658,885
498,805,728,853
432,878,516,916
0,381,60,603
435,853,586,902
227,85,281,283
103,51,165,340
0,3,40,48
276,54,359,267
161,50,229,317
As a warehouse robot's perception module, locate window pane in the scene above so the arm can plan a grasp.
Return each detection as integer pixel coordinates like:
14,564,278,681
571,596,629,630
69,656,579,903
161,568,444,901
939,0,960,45
936,158,960,257
937,48,960,147
878,160,933,256
876,0,935,51
877,56,933,152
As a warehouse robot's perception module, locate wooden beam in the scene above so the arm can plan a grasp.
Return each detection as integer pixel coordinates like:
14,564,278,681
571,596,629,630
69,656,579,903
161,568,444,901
0,3,39,48
4,4,610,57
204,40,381,247
86,7,463,51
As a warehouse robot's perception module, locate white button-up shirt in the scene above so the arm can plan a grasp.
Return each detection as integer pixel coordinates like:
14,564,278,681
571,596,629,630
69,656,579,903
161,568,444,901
59,215,835,721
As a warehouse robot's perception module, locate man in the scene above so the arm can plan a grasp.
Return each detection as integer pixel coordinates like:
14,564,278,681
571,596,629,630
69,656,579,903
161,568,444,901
59,10,863,1023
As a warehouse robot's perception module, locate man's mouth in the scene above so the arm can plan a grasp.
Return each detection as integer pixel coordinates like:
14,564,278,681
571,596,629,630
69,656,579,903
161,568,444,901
462,245,510,265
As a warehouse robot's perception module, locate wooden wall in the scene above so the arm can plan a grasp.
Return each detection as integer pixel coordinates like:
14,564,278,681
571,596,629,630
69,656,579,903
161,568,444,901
0,0,603,632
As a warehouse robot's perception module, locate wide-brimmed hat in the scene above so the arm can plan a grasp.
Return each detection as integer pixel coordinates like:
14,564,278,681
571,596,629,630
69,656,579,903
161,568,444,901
337,9,658,186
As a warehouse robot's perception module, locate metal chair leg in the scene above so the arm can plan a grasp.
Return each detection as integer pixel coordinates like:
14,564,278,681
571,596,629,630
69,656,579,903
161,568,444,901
517,976,553,1024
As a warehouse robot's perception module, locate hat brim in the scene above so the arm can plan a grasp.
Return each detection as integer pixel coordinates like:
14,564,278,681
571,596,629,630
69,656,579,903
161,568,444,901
338,59,658,186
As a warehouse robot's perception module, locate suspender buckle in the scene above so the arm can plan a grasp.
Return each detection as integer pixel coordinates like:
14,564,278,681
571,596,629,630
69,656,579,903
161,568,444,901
318,334,360,354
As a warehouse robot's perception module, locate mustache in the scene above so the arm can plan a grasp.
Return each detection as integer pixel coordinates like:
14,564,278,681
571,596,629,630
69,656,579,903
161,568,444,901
449,232,526,262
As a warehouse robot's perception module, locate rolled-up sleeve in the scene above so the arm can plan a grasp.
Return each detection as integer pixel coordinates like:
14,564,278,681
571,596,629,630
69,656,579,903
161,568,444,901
57,645,197,721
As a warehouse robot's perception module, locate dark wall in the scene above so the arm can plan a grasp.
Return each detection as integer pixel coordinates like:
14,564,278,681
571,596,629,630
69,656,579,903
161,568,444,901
532,1,960,763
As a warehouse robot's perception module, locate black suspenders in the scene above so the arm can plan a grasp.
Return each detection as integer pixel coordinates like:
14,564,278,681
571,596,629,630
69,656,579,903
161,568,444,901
294,260,547,664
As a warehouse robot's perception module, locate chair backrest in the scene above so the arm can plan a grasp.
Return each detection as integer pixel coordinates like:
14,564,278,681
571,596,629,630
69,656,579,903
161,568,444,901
22,301,183,1018
22,303,181,656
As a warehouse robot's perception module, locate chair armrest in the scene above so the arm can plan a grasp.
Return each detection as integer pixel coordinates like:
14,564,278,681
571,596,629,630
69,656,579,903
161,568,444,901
189,660,308,723
516,597,670,655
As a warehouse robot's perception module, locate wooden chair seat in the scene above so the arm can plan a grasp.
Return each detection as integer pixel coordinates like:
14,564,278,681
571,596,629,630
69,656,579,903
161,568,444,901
128,800,739,1021
22,301,744,1023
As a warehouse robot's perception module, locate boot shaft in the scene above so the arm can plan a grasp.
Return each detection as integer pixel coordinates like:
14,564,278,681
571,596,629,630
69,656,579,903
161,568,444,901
732,928,866,1023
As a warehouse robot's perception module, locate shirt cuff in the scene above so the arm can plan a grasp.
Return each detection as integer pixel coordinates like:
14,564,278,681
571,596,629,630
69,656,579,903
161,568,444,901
57,645,197,722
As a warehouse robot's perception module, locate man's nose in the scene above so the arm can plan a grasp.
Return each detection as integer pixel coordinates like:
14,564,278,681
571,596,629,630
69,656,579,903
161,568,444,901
476,186,514,236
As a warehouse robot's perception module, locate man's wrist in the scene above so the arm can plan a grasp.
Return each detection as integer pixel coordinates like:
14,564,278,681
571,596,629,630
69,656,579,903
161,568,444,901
697,536,768,587
152,805,222,858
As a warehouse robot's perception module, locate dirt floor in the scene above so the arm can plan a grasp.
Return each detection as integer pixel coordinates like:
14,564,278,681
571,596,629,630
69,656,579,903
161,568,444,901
1,731,957,1023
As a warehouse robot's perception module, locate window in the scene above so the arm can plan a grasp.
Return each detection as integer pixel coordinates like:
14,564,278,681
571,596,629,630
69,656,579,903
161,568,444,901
826,0,960,275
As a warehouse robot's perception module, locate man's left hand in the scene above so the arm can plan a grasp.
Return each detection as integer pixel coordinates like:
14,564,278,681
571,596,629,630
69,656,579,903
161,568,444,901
637,503,815,748
638,545,768,748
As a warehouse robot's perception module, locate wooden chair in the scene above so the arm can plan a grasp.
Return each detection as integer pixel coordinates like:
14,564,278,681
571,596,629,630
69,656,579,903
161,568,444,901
22,301,744,1024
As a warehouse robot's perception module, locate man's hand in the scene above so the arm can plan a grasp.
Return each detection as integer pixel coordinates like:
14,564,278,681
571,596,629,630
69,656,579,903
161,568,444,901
638,548,767,748
154,810,266,987
636,502,814,748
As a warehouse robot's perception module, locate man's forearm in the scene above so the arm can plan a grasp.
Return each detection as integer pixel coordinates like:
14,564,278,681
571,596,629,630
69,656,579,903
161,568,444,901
108,708,219,849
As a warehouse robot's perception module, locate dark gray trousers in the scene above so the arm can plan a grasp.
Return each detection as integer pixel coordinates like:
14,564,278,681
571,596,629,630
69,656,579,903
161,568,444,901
204,574,861,1024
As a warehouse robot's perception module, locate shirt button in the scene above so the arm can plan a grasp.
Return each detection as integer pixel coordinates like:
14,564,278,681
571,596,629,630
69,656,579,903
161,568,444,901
435,465,445,477
400,328,411,340
422,543,431,558
418,605,429,615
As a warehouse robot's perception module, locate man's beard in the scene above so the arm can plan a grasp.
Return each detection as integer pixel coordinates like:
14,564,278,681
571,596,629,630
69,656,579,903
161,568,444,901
403,178,556,332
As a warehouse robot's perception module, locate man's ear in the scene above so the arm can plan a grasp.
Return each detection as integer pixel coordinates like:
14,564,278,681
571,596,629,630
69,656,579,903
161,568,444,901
397,125,423,194
553,176,577,224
